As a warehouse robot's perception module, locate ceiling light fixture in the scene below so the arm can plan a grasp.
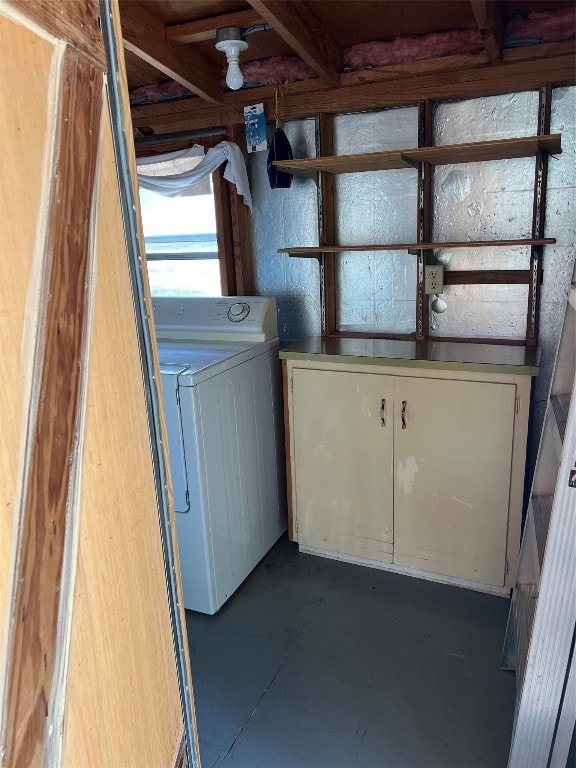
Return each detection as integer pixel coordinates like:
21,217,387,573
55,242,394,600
215,27,248,91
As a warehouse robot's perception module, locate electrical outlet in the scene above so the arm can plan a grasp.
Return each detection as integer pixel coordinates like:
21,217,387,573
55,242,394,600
425,265,444,295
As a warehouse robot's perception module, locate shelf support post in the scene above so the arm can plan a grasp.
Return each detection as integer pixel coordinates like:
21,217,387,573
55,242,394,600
316,113,337,336
416,99,434,340
527,83,552,346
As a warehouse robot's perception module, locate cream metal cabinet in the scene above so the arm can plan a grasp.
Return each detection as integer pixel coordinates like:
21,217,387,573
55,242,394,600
292,368,394,563
393,376,516,586
282,339,538,593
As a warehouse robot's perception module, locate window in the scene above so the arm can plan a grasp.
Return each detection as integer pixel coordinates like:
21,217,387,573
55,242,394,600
138,166,222,298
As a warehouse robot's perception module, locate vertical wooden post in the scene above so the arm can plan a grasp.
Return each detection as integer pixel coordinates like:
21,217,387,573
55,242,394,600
317,113,337,336
213,167,238,296
416,99,434,340
228,123,254,295
526,82,552,346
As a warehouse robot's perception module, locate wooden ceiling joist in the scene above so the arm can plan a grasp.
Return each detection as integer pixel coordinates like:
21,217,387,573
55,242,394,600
130,42,576,136
470,0,504,62
247,0,342,87
166,9,265,45
120,1,223,104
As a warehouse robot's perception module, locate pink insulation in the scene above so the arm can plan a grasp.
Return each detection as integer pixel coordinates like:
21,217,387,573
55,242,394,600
344,28,483,69
242,56,318,85
130,79,190,104
505,7,576,43
130,6,575,104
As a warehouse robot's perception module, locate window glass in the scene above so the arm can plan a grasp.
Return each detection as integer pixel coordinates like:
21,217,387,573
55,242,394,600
139,185,222,297
146,259,221,298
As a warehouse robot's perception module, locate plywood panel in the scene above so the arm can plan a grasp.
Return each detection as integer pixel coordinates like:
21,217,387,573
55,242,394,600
3,45,102,767
1,2,189,766
61,102,182,768
0,11,54,682
11,0,105,68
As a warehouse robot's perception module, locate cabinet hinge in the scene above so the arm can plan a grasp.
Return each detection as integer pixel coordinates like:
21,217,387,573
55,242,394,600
515,395,521,414
290,376,293,393
505,558,510,576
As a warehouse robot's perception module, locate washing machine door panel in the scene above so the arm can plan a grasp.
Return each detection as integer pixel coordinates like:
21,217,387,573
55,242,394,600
160,372,189,513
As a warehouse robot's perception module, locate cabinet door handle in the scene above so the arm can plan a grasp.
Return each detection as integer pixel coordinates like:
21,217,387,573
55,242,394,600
380,398,386,427
401,400,407,429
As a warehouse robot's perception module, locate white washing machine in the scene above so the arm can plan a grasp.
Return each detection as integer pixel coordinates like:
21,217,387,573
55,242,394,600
154,296,286,614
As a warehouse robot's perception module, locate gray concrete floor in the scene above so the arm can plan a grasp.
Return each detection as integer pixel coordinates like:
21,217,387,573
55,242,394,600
186,535,516,768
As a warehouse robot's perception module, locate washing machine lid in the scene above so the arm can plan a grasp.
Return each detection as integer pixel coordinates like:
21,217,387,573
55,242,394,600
158,338,278,385
158,340,250,371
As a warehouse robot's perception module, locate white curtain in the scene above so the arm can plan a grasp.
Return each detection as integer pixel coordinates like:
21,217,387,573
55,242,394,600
136,141,252,210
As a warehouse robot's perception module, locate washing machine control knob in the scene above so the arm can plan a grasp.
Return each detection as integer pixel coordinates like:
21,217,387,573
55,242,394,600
228,302,250,322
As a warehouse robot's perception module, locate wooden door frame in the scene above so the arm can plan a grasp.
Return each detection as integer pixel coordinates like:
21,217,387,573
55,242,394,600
99,2,199,763
0,1,200,765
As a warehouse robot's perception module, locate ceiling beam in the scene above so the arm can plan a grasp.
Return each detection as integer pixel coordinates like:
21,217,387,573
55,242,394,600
247,0,341,87
470,0,504,63
119,1,223,104
130,44,576,135
166,9,264,44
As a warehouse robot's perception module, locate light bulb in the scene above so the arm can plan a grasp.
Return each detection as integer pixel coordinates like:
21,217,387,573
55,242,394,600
431,294,448,314
215,32,248,91
226,58,243,90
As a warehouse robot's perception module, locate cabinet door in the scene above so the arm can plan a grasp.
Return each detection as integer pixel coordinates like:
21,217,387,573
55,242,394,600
394,377,516,586
292,368,394,562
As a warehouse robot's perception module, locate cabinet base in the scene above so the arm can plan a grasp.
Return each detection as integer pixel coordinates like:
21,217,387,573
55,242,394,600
299,544,511,597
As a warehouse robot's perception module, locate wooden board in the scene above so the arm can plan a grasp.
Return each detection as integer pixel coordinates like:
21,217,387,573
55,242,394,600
443,270,531,285
1,2,191,766
317,113,336,336
228,124,254,295
277,238,556,254
273,135,562,175
166,9,263,43
11,0,105,68
129,45,576,134
0,7,55,726
61,105,183,768
4,47,101,768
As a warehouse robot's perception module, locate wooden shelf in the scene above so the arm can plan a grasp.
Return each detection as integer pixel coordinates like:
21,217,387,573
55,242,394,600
273,134,562,176
276,128,561,344
278,238,556,255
